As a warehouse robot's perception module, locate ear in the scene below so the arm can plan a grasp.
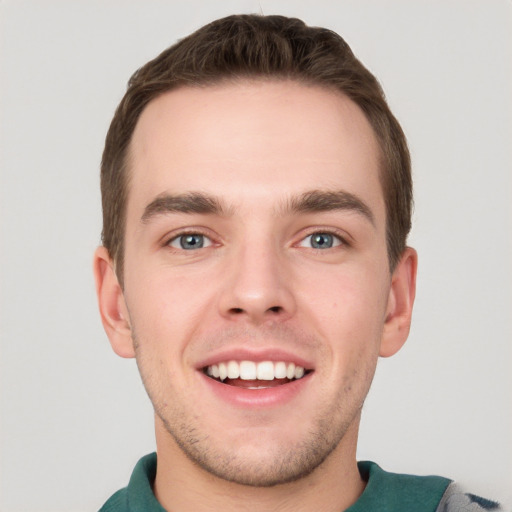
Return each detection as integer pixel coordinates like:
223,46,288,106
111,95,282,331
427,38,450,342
380,247,418,358
93,246,135,358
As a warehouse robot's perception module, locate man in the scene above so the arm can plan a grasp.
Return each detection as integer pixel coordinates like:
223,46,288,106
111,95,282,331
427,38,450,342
93,14,503,512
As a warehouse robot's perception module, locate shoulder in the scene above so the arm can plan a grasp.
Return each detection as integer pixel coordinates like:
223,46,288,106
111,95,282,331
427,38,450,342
351,461,452,512
98,453,164,512
99,488,128,512
436,482,504,512
352,462,505,512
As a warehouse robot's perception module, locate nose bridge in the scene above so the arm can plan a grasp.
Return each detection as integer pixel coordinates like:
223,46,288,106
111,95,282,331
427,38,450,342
219,228,295,322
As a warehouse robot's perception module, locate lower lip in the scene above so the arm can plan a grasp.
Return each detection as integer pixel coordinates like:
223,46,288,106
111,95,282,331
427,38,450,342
199,372,313,408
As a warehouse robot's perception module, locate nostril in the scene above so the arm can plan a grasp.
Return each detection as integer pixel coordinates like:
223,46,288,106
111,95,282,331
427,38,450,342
226,305,284,317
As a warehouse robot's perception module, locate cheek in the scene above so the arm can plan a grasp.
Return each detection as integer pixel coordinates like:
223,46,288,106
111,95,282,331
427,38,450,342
295,262,390,349
124,265,217,353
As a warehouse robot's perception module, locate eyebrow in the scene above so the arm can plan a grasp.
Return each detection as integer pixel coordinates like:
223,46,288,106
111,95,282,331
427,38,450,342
141,192,229,223
140,189,375,225
285,189,375,225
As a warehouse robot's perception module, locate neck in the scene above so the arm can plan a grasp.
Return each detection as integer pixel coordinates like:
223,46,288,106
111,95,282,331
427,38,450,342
153,415,365,512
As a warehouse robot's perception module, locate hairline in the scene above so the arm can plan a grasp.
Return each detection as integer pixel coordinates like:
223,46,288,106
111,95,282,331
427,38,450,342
113,77,396,285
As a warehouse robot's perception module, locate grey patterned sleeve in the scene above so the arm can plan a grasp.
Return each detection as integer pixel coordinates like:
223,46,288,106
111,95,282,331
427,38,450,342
436,482,505,512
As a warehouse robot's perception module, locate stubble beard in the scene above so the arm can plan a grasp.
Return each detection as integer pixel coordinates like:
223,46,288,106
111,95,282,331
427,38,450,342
132,329,374,488
156,403,356,487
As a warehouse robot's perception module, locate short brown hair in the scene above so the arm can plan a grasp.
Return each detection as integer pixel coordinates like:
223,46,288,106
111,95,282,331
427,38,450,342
101,14,412,283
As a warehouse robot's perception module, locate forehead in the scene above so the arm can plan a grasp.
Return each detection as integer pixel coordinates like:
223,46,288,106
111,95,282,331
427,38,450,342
127,80,384,220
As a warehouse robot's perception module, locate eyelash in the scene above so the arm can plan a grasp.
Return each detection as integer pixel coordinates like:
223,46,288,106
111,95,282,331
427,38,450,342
296,229,349,250
163,228,349,252
164,229,215,251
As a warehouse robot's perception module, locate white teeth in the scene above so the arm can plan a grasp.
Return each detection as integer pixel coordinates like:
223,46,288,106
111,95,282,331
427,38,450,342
286,362,296,380
205,360,307,382
218,362,228,381
294,366,305,379
256,361,274,381
227,360,239,379
240,360,257,380
274,361,287,379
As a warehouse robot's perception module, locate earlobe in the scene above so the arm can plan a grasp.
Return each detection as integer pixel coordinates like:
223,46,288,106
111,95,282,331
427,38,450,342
93,246,135,358
380,247,418,358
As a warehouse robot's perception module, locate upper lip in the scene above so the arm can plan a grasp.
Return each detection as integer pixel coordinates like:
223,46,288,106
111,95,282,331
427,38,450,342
195,348,315,370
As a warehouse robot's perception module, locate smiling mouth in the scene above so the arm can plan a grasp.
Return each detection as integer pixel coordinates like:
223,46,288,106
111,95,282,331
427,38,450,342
203,360,311,389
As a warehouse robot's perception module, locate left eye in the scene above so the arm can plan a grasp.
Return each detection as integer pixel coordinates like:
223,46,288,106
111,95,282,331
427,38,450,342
299,232,342,249
168,233,212,250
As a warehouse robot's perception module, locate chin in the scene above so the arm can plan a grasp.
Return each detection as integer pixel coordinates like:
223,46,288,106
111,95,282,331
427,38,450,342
186,444,335,487
161,411,348,487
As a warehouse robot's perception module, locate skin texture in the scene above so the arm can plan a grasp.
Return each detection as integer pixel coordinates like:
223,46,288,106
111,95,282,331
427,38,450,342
94,80,417,512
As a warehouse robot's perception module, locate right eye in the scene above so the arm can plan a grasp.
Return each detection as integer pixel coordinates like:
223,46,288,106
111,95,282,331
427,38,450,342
168,233,212,250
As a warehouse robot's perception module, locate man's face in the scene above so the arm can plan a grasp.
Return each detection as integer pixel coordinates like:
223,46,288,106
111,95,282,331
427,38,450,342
103,80,412,486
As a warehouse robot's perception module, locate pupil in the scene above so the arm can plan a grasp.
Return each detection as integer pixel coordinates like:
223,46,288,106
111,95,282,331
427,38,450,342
312,233,333,249
180,234,204,249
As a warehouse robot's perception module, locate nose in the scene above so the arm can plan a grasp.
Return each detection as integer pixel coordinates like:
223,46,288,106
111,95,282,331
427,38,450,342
218,241,297,324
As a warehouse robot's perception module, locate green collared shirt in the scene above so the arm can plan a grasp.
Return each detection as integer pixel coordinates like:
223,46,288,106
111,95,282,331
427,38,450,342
99,453,500,512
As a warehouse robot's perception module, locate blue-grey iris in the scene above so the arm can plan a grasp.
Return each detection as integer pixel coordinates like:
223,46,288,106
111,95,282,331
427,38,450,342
311,233,334,249
180,234,204,250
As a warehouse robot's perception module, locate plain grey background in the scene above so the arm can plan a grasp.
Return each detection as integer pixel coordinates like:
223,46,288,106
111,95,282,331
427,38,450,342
1,1,511,510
